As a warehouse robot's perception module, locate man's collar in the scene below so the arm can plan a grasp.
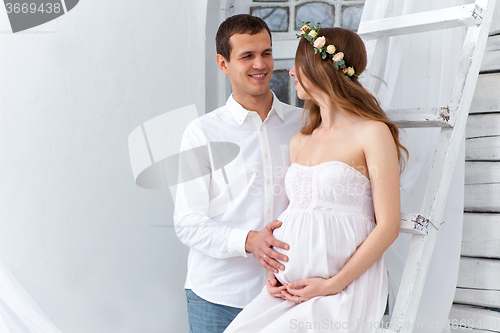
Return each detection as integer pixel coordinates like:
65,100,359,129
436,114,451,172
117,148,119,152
272,92,285,121
227,92,285,126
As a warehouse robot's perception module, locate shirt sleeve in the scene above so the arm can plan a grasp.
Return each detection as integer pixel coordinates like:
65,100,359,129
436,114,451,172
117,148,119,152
173,120,251,259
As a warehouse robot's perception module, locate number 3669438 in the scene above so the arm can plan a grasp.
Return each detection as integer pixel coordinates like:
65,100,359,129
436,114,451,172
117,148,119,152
5,3,62,14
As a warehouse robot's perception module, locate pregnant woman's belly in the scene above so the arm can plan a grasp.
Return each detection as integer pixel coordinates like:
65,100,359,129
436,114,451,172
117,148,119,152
272,208,369,285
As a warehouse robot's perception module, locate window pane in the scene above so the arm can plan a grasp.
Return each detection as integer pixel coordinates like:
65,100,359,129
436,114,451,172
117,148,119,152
341,5,363,31
270,70,290,104
251,7,289,32
295,2,334,30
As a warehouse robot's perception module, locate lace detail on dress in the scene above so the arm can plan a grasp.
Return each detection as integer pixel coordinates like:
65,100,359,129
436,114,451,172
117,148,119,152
285,162,374,218
288,167,313,209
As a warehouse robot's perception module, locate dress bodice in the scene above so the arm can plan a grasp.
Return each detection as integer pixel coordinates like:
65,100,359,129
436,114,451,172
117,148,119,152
286,161,374,219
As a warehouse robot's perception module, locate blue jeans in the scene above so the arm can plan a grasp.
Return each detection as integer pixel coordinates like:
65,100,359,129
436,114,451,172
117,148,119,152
185,289,242,333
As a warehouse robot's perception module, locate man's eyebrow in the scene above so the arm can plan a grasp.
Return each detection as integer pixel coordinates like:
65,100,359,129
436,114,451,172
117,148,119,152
237,51,254,57
236,48,273,57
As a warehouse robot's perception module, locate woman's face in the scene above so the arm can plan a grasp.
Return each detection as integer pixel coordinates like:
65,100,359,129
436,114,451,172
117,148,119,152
289,66,311,100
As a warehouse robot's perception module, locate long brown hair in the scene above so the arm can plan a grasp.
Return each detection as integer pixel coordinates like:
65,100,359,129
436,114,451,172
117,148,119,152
296,27,408,172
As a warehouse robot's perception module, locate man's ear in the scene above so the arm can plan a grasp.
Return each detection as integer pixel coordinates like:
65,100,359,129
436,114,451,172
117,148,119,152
216,54,230,75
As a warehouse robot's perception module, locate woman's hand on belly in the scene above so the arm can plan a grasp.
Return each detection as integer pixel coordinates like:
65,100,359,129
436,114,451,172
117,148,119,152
280,276,341,304
266,271,286,299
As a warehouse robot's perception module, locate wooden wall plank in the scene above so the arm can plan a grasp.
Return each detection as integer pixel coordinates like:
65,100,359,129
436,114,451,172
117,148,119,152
449,304,500,332
480,35,500,72
454,288,500,308
489,0,500,35
464,162,500,211
465,137,500,161
485,34,500,53
466,114,500,138
457,257,500,290
480,50,500,72
464,184,500,211
465,113,500,160
462,213,500,258
470,73,500,113
465,162,500,183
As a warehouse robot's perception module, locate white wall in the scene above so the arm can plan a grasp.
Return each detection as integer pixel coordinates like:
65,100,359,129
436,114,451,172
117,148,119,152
0,1,208,332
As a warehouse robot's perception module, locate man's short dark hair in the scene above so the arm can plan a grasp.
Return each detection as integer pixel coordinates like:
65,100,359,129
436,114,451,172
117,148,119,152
216,14,272,61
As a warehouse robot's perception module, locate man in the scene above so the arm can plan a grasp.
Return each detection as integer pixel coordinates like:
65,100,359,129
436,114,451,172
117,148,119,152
174,14,302,333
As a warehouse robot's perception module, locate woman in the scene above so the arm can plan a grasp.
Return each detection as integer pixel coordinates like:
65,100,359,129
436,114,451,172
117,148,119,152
224,25,407,333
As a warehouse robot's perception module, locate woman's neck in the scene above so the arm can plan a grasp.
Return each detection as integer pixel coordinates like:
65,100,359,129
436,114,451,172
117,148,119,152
317,100,352,131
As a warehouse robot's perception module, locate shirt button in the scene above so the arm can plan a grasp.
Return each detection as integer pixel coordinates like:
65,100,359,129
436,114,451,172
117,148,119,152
267,209,271,214
267,181,270,185
260,128,263,131
265,154,268,158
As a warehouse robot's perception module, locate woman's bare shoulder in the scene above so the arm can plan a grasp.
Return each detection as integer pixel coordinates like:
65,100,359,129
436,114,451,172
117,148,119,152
290,131,304,147
358,119,397,163
359,120,392,142
290,131,309,163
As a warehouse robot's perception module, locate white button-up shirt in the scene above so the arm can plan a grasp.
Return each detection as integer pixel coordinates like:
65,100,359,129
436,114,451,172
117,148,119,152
173,93,302,308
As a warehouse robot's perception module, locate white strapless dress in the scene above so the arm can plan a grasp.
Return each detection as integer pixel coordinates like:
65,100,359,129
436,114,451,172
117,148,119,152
224,161,388,333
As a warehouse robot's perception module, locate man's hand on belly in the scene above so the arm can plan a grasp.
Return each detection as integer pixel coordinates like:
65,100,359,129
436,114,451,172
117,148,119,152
245,220,289,273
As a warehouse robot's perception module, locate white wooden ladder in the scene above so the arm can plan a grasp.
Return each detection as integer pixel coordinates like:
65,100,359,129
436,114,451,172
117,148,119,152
357,1,496,332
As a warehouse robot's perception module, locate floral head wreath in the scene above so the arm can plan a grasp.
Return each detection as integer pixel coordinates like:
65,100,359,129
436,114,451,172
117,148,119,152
297,22,357,80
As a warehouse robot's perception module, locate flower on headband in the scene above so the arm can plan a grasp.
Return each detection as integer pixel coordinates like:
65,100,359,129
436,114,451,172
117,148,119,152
326,45,336,54
332,52,344,62
313,36,326,49
296,21,358,80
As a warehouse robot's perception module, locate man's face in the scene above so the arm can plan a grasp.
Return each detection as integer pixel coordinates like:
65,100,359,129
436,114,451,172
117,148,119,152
219,31,274,100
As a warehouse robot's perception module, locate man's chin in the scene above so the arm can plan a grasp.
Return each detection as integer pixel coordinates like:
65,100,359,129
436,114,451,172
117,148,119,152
249,85,271,97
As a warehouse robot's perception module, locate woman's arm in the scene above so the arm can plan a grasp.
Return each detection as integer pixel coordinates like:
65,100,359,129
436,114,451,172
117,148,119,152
282,121,400,302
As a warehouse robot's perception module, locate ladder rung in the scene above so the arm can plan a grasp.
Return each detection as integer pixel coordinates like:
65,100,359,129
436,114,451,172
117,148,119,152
400,213,431,235
386,107,453,128
358,4,481,40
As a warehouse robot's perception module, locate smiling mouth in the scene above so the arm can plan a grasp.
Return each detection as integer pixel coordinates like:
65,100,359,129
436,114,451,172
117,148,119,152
249,73,267,78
